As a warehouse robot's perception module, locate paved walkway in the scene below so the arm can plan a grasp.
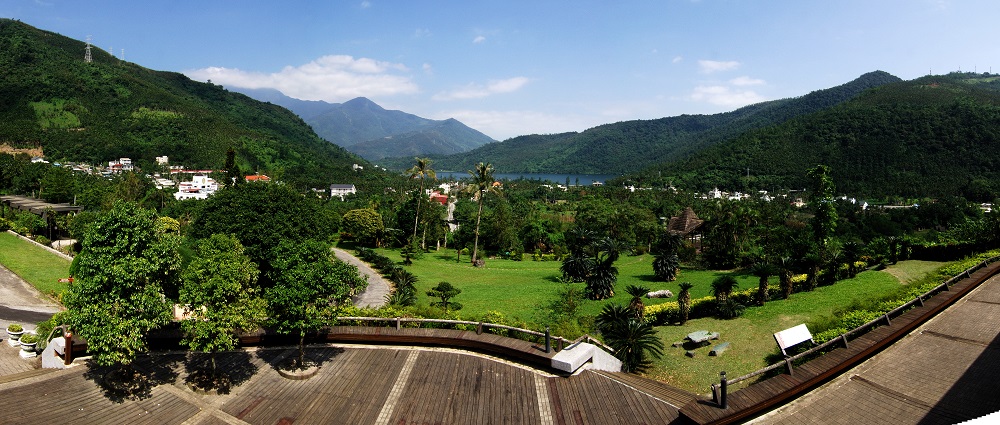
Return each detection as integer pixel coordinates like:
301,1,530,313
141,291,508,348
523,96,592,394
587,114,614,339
335,247,391,308
751,273,1000,424
0,264,63,331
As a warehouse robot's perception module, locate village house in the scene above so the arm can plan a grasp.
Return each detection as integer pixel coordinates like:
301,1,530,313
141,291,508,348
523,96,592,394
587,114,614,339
330,184,357,200
174,175,218,200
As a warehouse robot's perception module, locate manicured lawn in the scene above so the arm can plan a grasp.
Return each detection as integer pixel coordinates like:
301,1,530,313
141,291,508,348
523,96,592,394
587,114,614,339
368,248,947,394
375,248,757,320
0,232,72,299
647,269,905,394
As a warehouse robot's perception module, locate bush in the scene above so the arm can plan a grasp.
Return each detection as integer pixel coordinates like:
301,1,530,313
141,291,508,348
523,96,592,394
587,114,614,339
839,310,882,330
716,300,746,319
34,235,51,246
18,333,38,344
0,217,11,231
7,323,23,333
814,327,848,344
481,310,508,336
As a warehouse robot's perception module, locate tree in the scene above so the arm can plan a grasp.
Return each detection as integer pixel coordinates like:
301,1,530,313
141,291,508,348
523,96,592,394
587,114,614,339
778,257,794,299
711,275,745,319
63,202,180,370
341,208,385,247
595,303,664,373
625,284,649,320
178,234,266,379
807,165,838,249
265,239,366,369
750,262,773,306
407,157,436,244
191,183,337,287
427,281,462,311
677,282,694,325
652,232,684,281
465,162,497,265
585,237,624,300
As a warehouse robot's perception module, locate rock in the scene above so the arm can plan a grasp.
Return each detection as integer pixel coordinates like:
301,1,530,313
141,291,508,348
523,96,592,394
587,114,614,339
685,350,695,357
646,289,674,299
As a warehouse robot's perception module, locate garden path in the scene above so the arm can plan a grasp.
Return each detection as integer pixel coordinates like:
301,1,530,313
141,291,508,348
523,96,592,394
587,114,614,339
335,247,391,308
0,264,62,332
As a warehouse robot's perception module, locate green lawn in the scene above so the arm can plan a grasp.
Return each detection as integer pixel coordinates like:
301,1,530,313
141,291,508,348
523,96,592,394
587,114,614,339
372,248,946,394
376,248,757,320
0,232,72,299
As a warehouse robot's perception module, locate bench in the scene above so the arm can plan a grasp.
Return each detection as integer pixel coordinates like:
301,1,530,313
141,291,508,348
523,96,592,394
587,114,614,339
773,323,814,357
709,342,730,356
686,330,720,347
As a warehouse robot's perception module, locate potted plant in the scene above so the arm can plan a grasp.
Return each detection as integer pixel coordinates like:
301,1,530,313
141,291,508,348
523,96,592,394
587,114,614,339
6,324,23,346
18,332,38,352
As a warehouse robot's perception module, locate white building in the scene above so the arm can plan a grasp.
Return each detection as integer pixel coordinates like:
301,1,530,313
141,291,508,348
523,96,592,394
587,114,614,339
155,156,169,165
108,158,133,173
330,184,357,200
174,175,218,200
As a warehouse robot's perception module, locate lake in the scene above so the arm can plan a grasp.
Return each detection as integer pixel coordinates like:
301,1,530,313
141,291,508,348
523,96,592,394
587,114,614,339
434,172,619,186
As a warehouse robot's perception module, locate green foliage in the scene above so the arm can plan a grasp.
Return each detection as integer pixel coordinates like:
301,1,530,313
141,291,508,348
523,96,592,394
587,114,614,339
342,208,385,247
191,182,335,287
265,239,366,367
63,201,178,367
595,303,664,373
18,332,38,344
7,323,22,332
178,235,266,367
0,19,370,189
427,281,462,311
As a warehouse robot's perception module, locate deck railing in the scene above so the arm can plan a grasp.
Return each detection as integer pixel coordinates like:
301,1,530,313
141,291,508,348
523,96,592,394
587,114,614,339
335,316,614,354
711,256,1000,404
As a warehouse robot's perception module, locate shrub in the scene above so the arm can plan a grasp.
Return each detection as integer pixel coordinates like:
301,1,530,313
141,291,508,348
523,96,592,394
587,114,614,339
716,300,746,319
839,310,882,330
0,217,11,231
814,327,848,345
34,235,51,246
7,323,23,332
18,333,39,344
481,310,508,336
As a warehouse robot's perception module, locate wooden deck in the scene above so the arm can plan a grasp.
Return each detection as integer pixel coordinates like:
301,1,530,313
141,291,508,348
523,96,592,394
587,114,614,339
678,261,1000,425
0,344,691,424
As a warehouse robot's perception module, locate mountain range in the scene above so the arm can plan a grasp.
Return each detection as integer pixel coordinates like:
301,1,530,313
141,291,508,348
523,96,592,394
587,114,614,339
0,19,382,189
230,88,495,161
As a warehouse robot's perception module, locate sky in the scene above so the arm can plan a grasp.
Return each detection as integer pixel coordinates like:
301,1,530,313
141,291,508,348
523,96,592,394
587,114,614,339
4,1,999,141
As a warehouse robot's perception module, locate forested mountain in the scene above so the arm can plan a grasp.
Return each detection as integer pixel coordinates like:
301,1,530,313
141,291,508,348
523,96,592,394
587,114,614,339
0,19,381,189
650,72,1000,199
231,88,496,160
388,71,901,173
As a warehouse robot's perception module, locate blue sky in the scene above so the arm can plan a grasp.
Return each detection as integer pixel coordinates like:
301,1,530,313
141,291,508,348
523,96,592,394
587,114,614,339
4,1,999,140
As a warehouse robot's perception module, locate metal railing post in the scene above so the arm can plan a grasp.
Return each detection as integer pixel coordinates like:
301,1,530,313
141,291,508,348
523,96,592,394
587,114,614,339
544,327,551,353
719,371,728,409
395,317,401,330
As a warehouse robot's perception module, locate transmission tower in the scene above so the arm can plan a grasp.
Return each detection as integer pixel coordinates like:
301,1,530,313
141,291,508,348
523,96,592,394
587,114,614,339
84,35,93,63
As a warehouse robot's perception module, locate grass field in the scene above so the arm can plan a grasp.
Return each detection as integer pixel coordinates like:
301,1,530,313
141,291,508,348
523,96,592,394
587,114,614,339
0,232,72,298
371,248,758,320
368,247,945,393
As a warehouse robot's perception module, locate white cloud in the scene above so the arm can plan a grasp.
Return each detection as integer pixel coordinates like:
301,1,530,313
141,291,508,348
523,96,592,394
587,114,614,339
184,55,418,102
698,59,740,73
473,35,486,44
432,77,530,101
413,28,431,38
672,56,684,64
729,76,765,86
422,63,433,74
689,85,767,107
360,0,371,8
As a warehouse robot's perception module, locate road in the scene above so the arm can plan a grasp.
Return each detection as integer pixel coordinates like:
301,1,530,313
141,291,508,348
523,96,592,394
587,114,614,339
0,265,63,331
334,247,391,308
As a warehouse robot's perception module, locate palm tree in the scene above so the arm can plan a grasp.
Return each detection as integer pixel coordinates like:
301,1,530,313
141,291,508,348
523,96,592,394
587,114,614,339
596,303,664,373
652,253,680,281
560,251,592,282
711,275,738,305
677,282,694,325
750,262,773,306
625,284,650,320
407,158,436,245
586,237,623,300
465,162,496,266
778,257,794,299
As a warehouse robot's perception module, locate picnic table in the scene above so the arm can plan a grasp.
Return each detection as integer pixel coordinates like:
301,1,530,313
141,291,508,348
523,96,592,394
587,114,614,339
686,330,720,346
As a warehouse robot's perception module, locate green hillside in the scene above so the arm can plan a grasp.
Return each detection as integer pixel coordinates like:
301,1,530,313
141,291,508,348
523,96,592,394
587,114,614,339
652,72,1000,199
0,19,376,189
386,71,901,173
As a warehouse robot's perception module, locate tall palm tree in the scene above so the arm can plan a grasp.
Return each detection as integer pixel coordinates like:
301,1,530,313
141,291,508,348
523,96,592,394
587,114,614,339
677,282,694,325
711,275,738,305
465,162,496,266
586,237,623,300
407,158,436,244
